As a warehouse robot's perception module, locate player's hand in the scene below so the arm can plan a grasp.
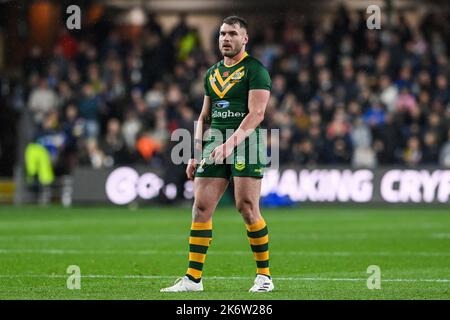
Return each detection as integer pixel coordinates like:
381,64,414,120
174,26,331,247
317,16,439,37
186,158,198,180
210,142,233,164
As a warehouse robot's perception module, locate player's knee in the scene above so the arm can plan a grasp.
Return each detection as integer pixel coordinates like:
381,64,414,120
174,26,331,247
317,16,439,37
236,199,256,216
192,203,212,222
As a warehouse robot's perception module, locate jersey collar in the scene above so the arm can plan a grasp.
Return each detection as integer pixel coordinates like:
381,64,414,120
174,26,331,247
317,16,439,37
223,51,248,68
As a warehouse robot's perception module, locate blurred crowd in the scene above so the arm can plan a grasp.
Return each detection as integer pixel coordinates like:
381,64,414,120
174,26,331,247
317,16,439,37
15,8,450,174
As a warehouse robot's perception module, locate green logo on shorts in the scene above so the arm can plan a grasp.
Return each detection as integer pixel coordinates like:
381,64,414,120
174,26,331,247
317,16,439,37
235,156,245,171
234,161,245,171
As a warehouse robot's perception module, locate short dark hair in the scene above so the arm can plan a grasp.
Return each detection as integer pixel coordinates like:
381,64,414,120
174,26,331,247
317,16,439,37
222,16,248,31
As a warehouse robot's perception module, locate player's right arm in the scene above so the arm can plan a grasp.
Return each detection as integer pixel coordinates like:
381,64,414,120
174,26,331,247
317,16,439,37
186,95,211,180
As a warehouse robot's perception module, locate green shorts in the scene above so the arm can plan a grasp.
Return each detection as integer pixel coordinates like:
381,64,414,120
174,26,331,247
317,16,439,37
195,131,266,180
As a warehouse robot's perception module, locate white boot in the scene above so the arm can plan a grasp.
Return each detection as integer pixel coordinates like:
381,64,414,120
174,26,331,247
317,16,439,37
249,274,274,292
160,276,203,292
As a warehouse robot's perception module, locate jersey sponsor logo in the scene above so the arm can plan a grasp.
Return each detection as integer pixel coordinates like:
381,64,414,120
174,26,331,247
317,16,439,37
209,66,245,98
215,100,230,109
212,109,246,119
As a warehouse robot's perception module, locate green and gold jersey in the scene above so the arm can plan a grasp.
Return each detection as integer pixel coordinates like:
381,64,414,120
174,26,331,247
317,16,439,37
203,52,271,131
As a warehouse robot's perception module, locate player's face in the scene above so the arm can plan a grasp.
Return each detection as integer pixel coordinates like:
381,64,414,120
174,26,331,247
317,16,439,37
219,23,248,57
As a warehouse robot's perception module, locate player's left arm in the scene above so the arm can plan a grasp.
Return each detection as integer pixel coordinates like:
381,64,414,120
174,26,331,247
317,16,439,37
227,89,269,146
210,89,270,162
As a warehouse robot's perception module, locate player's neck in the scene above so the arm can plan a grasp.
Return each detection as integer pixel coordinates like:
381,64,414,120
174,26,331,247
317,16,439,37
223,50,248,67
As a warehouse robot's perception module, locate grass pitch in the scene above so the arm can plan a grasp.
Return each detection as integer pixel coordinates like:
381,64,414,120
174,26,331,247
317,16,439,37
0,205,449,300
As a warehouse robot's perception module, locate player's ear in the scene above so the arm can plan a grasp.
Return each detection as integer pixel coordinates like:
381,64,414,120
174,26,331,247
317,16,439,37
243,33,249,45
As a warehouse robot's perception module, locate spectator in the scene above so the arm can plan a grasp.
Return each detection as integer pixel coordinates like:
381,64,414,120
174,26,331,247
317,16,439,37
136,131,161,163
363,102,386,128
34,111,66,174
403,136,422,167
28,78,59,125
99,118,129,166
395,87,417,114
422,131,440,164
352,117,372,148
78,138,105,169
61,104,83,173
379,75,398,113
122,110,142,153
439,129,450,168
328,138,352,164
293,139,319,166
433,74,449,105
78,84,101,138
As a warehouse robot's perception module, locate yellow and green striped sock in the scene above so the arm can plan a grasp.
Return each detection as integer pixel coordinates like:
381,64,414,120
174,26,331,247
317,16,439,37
185,220,212,283
246,218,271,277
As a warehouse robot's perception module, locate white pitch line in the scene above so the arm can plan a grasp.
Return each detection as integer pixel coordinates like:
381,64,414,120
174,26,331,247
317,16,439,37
0,248,449,257
431,233,450,239
0,274,448,283
1,231,448,241
0,234,372,240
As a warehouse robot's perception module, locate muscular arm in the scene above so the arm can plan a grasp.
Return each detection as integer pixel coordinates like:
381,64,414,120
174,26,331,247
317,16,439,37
227,89,269,146
194,95,211,149
210,89,270,161
187,95,211,180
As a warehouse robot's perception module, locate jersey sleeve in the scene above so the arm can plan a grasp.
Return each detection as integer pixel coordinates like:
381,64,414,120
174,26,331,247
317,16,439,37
249,63,271,91
203,70,210,96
